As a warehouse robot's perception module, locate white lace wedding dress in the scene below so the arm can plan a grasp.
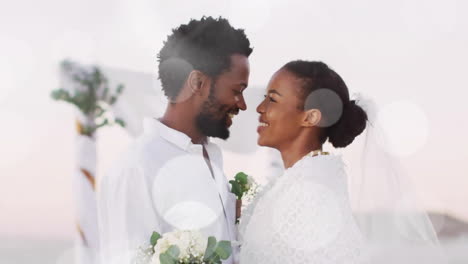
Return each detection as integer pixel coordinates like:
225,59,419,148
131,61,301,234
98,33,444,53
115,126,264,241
238,154,368,264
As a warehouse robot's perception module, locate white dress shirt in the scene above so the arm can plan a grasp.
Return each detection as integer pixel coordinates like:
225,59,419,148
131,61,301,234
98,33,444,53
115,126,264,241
97,118,237,264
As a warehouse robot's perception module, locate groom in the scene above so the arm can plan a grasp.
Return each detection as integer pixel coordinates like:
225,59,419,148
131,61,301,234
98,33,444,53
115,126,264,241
97,17,252,264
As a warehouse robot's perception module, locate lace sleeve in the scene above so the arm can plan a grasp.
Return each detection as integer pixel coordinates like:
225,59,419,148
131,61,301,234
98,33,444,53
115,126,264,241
237,177,277,244
273,177,347,251
239,167,367,264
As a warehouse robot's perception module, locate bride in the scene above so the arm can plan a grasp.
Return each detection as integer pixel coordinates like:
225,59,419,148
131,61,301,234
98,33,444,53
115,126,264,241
238,60,370,264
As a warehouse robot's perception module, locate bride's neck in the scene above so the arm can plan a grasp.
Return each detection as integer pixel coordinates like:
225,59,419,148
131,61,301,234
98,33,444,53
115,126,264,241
279,139,322,169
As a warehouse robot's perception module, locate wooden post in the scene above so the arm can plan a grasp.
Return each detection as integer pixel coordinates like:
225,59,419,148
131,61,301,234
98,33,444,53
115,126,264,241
74,112,99,264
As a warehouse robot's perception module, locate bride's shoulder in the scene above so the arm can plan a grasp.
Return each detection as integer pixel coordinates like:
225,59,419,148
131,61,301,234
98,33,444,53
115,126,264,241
287,154,345,178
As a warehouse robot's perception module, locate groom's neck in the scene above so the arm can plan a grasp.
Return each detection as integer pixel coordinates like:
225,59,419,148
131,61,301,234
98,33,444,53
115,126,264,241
160,104,206,145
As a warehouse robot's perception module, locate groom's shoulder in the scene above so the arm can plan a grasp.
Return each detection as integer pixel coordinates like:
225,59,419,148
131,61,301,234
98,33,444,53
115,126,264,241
107,132,185,172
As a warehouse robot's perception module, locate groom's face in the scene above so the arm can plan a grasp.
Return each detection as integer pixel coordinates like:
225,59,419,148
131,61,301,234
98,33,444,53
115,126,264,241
196,54,249,139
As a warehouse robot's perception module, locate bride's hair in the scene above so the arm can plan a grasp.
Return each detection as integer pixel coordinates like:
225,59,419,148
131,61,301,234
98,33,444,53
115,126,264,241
282,60,367,148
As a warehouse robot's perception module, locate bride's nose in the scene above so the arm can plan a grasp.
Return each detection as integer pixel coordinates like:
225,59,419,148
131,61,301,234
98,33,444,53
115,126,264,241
256,99,266,114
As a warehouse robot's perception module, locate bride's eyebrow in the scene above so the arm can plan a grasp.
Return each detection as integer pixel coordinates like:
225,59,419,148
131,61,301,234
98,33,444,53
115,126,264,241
268,90,282,96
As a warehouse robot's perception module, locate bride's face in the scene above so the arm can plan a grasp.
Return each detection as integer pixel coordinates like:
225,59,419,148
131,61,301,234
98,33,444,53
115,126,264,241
256,69,305,149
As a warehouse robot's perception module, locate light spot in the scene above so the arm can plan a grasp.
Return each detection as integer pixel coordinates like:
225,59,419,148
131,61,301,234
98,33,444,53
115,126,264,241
304,88,343,128
376,100,429,157
164,201,219,230
158,58,194,103
152,155,224,230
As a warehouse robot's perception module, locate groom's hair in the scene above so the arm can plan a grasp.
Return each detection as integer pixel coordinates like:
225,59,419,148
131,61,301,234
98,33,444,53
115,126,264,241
157,16,253,100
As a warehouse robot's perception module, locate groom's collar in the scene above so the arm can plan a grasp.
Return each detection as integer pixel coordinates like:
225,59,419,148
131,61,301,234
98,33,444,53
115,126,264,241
143,117,209,152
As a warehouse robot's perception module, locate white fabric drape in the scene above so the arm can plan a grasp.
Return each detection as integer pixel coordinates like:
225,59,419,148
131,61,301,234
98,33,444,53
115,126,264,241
348,95,446,263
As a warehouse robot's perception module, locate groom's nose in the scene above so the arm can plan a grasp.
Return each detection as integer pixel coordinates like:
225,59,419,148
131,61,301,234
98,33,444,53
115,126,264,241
236,94,247,111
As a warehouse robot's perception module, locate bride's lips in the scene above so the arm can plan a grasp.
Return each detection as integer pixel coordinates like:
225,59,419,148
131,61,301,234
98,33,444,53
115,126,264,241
257,119,269,133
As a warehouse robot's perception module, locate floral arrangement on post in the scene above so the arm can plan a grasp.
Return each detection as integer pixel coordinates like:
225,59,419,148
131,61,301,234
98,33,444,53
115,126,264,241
135,230,232,264
51,59,126,135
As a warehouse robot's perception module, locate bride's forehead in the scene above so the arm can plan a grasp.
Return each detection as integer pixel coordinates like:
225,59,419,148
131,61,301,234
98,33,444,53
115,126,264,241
267,71,303,94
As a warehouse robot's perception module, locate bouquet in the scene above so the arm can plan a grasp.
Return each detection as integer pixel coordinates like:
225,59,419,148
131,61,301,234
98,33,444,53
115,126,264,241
135,230,232,264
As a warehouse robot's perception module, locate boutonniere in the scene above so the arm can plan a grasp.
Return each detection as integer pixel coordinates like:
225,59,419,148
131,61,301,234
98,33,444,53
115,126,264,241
229,172,259,223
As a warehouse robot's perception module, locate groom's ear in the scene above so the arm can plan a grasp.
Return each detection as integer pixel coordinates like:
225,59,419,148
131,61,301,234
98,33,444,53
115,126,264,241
187,70,208,96
302,109,322,127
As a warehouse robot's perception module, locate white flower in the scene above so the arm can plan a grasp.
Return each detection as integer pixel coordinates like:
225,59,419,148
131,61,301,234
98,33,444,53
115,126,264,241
242,176,260,205
174,230,194,257
190,230,208,255
150,230,207,264
245,175,256,190
133,245,154,264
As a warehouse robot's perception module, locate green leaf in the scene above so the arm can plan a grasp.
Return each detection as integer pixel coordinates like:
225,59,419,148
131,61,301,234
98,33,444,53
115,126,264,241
235,172,248,185
166,245,180,259
210,255,221,264
51,89,68,101
159,253,177,264
150,231,161,246
95,118,109,130
102,87,109,100
203,236,217,261
115,118,126,127
95,105,105,118
159,245,179,264
60,59,72,70
109,96,117,105
215,241,232,260
116,84,124,94
229,181,242,200
81,125,94,137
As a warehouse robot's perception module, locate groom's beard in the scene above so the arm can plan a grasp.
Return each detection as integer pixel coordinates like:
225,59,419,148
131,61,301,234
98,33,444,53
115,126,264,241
196,94,231,140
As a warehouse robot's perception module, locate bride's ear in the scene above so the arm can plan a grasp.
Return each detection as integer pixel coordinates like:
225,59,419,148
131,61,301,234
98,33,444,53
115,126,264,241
302,109,322,127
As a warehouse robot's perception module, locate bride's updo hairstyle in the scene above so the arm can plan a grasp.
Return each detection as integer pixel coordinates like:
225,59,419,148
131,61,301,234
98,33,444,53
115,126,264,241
282,60,367,148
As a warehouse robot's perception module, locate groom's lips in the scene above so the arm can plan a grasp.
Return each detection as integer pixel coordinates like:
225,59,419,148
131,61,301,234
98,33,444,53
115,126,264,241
226,109,239,127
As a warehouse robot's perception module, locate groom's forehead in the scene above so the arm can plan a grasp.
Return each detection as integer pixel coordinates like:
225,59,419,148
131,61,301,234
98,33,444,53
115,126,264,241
216,57,249,86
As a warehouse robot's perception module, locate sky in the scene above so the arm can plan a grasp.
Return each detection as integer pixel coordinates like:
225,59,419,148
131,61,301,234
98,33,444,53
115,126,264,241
0,0,467,243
